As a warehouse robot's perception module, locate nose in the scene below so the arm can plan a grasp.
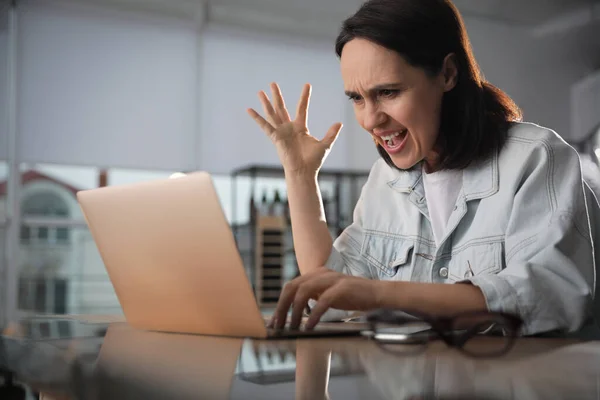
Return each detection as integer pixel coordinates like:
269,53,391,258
361,102,387,132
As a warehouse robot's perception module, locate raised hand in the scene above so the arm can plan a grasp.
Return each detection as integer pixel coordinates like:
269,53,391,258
247,83,343,175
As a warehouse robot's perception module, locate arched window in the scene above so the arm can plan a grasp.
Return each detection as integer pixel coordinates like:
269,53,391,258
20,191,71,244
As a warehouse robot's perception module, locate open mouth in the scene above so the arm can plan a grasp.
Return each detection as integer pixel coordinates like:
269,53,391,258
379,130,408,152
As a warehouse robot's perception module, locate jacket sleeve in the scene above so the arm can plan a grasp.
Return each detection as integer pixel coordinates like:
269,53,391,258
463,138,595,335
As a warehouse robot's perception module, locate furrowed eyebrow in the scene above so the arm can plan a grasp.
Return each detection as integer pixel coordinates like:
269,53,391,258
345,82,404,98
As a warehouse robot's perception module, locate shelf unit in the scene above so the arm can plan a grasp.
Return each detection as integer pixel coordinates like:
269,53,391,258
255,215,285,305
230,165,369,307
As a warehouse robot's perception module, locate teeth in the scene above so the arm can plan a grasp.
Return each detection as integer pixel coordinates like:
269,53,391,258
381,131,405,141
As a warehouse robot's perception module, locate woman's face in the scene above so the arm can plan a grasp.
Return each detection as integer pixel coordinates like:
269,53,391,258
340,39,456,171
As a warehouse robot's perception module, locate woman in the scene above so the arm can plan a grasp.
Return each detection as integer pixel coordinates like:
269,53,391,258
247,0,596,336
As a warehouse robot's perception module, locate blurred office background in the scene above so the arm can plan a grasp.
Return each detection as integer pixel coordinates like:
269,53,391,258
0,0,599,328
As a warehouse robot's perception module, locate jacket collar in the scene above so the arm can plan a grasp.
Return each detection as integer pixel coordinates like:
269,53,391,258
386,164,422,194
462,149,499,201
386,150,499,201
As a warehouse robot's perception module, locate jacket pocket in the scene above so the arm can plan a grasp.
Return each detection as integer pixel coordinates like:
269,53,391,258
448,241,504,282
362,233,415,279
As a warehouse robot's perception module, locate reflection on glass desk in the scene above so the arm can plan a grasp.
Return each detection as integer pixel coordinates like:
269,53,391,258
1,317,600,399
236,340,363,386
3,317,110,340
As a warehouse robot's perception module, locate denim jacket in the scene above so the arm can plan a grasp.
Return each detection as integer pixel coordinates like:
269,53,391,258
325,122,596,335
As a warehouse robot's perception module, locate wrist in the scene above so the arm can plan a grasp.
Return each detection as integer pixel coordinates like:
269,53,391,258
374,280,406,309
284,167,318,179
284,169,319,185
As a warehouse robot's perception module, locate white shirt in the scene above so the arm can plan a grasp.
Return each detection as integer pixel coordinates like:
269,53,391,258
422,166,463,246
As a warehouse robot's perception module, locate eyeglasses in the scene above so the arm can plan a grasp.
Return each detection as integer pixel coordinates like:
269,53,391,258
364,309,523,358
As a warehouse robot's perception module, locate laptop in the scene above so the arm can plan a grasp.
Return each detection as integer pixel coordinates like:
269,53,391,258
77,171,366,339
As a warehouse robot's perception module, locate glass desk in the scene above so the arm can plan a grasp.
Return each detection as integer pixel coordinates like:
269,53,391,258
0,316,598,399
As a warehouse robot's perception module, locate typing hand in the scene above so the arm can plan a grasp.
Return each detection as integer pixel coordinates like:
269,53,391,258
269,268,382,330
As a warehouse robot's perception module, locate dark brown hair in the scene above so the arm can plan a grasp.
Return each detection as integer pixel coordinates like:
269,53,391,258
335,0,522,170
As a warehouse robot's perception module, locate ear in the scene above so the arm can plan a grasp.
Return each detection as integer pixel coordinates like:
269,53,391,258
441,53,458,92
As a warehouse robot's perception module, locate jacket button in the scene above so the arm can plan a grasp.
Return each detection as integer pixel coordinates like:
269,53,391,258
439,267,449,278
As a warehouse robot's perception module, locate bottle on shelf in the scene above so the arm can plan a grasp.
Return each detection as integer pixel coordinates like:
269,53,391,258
270,189,286,217
259,189,269,216
283,195,291,225
249,195,257,223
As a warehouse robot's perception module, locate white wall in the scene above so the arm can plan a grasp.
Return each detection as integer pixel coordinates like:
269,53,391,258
199,25,349,174
14,0,353,174
18,0,199,170
464,17,600,142
13,0,599,173
572,69,600,142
